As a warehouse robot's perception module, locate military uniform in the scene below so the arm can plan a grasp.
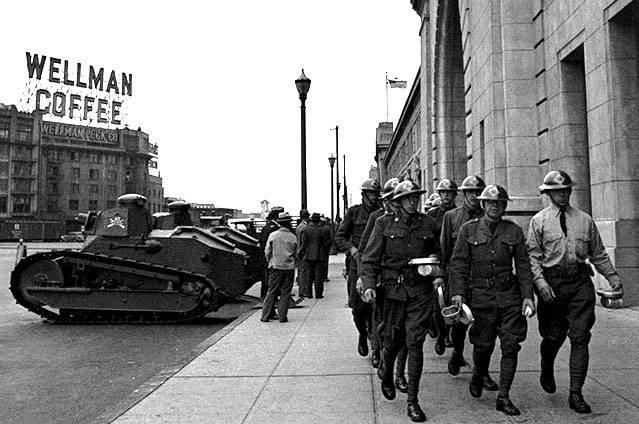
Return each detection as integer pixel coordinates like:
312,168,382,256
449,217,532,397
360,212,440,405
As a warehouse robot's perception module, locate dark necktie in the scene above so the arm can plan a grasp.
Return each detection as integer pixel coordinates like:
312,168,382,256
489,220,498,234
559,209,567,236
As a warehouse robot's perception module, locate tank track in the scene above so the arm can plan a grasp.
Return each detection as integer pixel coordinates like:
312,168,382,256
10,250,225,324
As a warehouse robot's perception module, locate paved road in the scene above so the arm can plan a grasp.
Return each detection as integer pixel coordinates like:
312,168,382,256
0,242,257,424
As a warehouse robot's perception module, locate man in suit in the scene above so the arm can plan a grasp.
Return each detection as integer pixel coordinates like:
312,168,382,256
298,212,332,298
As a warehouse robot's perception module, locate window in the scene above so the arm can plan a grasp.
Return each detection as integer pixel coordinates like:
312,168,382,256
89,184,99,194
71,168,80,179
89,200,98,211
69,199,79,210
106,155,118,165
106,200,116,209
107,185,117,197
0,179,7,191
107,170,117,181
0,143,8,159
46,200,57,213
45,181,58,193
89,153,100,163
17,125,32,142
15,145,33,160
13,179,32,192
0,121,9,141
0,162,7,177
0,196,6,213
12,196,31,213
69,151,80,161
89,169,99,179
14,162,33,177
47,165,59,177
70,183,79,194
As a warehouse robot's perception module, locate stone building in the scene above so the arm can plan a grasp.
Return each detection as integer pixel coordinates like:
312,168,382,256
378,0,639,304
0,104,161,237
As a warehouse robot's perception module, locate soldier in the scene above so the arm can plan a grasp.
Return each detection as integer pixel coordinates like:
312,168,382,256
335,179,381,357
426,179,458,355
527,170,623,414
449,185,535,416
357,177,400,369
440,175,498,392
297,213,331,298
360,180,440,423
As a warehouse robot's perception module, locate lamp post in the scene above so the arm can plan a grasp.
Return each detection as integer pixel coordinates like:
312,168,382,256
343,154,348,210
328,154,336,221
332,125,340,220
295,69,311,210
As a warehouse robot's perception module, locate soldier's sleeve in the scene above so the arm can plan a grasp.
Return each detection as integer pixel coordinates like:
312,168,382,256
513,226,534,300
440,212,453,273
448,224,471,299
426,208,443,240
360,217,385,291
358,211,377,252
424,215,441,257
587,216,619,278
335,207,355,252
526,216,549,290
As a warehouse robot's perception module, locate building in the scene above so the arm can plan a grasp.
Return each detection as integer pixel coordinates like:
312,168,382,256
0,103,162,238
378,0,639,304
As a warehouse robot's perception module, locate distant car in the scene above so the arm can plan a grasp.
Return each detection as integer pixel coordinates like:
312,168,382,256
61,231,85,242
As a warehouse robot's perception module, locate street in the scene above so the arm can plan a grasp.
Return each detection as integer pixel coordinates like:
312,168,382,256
0,242,257,424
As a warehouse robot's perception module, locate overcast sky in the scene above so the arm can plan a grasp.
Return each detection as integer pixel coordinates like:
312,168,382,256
1,0,421,216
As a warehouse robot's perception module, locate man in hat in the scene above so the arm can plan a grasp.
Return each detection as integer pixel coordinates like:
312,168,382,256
261,212,297,323
360,180,440,422
527,170,623,414
296,209,311,297
449,184,535,416
335,179,382,357
297,213,332,298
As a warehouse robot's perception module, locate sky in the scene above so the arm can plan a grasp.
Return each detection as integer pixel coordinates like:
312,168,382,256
1,0,421,216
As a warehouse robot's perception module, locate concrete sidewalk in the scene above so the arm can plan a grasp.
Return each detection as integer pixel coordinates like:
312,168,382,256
111,254,639,423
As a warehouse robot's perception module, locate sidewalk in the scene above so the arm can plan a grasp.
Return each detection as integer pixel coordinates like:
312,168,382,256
111,254,639,423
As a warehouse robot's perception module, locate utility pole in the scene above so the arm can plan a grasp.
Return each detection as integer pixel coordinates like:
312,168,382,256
333,125,340,220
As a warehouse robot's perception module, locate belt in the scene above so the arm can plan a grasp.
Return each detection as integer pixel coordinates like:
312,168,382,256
469,271,515,290
542,263,592,278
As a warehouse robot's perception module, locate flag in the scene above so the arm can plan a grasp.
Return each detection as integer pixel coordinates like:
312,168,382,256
387,78,407,89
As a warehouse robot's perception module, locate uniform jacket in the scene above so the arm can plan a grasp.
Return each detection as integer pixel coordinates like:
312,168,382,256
359,208,385,252
360,212,440,300
426,202,456,237
335,203,376,253
449,217,533,308
526,203,618,290
264,227,297,270
298,222,332,261
440,204,484,271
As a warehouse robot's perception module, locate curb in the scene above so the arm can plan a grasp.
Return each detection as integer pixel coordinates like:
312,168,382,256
90,305,259,424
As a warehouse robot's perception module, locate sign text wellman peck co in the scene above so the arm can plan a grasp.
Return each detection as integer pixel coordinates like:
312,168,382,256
25,52,132,125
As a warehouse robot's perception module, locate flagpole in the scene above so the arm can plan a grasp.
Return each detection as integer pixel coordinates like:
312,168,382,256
385,72,389,122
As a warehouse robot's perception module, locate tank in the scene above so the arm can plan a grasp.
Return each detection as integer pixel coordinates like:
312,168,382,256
9,195,262,324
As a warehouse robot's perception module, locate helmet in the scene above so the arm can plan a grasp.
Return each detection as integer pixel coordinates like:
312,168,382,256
168,200,190,212
539,170,575,192
118,193,147,207
360,179,381,193
430,197,442,207
435,179,458,192
299,209,310,218
380,178,401,200
477,184,510,201
392,180,427,201
459,175,486,191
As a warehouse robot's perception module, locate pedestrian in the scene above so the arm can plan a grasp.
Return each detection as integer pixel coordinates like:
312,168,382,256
297,213,331,298
335,179,382,358
261,212,297,323
527,170,623,414
360,180,440,423
296,209,310,298
449,184,535,416
320,216,333,282
425,179,458,356
440,175,498,392
357,177,400,370
259,206,285,299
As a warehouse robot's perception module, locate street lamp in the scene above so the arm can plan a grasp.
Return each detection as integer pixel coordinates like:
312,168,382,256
332,125,340,220
295,69,311,210
328,154,336,221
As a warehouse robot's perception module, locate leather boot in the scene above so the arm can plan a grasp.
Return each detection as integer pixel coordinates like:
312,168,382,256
407,402,427,422
394,375,408,393
569,392,592,414
377,358,396,400
358,333,369,357
496,396,521,416
469,373,483,398
540,358,556,393
447,350,466,376
482,374,499,391
371,349,380,368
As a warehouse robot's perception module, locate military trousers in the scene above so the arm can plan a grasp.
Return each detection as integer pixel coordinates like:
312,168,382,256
381,291,433,401
537,270,595,393
347,257,373,337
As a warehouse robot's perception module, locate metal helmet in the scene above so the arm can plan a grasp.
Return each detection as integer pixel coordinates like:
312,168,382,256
361,179,381,193
538,170,575,192
435,179,458,192
477,184,510,201
392,180,427,201
430,196,442,207
380,178,401,200
168,200,190,212
459,175,486,191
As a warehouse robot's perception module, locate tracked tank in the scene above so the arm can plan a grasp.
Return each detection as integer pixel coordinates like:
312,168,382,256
10,195,262,324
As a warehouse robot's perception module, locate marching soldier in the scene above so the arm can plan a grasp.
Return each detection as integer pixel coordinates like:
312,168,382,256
335,179,382,357
440,175,498,391
357,177,400,370
527,170,623,414
360,180,440,422
449,185,535,416
426,179,458,355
